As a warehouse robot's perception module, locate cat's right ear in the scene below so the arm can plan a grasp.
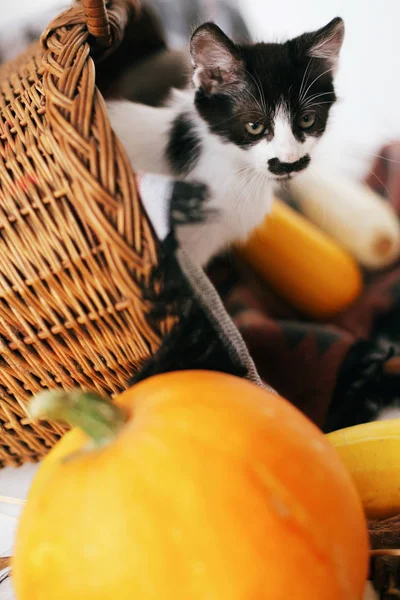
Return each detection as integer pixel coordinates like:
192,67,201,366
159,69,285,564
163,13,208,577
294,17,345,73
190,23,244,94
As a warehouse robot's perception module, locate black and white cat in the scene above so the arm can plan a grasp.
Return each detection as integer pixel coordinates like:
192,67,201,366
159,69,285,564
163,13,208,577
107,18,345,266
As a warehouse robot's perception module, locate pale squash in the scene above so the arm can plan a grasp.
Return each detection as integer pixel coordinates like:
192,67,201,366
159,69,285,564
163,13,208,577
290,169,400,270
13,372,369,600
238,198,363,319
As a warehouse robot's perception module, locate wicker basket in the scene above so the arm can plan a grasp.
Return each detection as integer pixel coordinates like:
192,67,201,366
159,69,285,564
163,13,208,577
0,0,169,468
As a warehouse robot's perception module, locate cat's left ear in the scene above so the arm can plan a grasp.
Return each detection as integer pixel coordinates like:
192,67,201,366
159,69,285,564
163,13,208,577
190,23,244,94
295,17,345,72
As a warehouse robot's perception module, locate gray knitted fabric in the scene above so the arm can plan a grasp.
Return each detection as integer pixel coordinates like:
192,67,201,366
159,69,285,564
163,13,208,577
177,249,274,392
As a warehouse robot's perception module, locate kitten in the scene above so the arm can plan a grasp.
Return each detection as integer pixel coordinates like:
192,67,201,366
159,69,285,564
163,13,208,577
107,18,345,266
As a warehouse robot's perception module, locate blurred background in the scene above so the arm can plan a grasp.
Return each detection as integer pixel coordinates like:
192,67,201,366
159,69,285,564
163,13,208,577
3,0,400,179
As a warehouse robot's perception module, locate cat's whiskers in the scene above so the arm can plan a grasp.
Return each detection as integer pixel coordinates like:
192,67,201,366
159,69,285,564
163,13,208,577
368,153,400,165
233,172,260,225
345,151,400,197
237,166,266,203
301,92,335,110
302,96,335,109
254,171,269,210
238,170,268,210
300,101,333,114
301,67,335,103
301,165,330,230
304,90,335,102
242,69,267,116
365,164,391,198
216,110,264,127
302,101,335,108
299,58,314,103
238,169,260,197
256,74,268,114
231,166,255,187
244,87,266,118
221,164,256,196
245,69,267,115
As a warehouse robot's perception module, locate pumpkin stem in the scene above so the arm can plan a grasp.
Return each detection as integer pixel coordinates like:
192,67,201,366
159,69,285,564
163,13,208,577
29,389,127,447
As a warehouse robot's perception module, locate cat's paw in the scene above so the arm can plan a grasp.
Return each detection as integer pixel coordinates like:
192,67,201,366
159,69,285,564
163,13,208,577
170,180,217,228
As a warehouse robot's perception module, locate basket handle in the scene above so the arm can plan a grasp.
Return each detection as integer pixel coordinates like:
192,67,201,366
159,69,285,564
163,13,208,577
42,0,137,60
82,0,111,47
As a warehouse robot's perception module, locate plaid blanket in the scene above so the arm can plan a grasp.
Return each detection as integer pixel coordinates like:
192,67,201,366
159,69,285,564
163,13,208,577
208,146,400,431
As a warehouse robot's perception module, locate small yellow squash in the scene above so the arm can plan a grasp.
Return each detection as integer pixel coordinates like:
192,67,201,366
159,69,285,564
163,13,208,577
238,198,363,319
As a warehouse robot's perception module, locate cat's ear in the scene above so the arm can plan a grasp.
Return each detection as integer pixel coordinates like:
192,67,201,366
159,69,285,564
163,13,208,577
190,23,244,94
294,17,345,72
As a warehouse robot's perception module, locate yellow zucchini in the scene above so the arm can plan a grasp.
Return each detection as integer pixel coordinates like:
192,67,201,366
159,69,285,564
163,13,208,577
290,169,400,270
238,198,363,319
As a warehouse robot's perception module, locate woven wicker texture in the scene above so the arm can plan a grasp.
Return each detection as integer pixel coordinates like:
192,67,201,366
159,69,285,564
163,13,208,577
0,0,166,468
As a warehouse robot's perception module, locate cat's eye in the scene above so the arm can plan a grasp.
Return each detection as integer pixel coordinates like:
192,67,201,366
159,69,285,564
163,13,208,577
299,112,316,130
245,122,265,136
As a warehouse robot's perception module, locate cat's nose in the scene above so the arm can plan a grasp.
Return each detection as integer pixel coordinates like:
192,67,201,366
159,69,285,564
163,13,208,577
268,155,310,176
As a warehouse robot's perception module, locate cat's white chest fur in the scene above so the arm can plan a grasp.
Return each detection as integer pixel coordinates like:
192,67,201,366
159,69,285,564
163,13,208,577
180,131,274,264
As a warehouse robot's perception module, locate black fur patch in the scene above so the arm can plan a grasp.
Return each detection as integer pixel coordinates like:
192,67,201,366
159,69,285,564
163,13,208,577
166,113,201,175
170,180,216,227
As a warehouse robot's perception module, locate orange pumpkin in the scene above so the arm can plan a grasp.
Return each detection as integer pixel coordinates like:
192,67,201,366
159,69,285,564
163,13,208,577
13,371,369,600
